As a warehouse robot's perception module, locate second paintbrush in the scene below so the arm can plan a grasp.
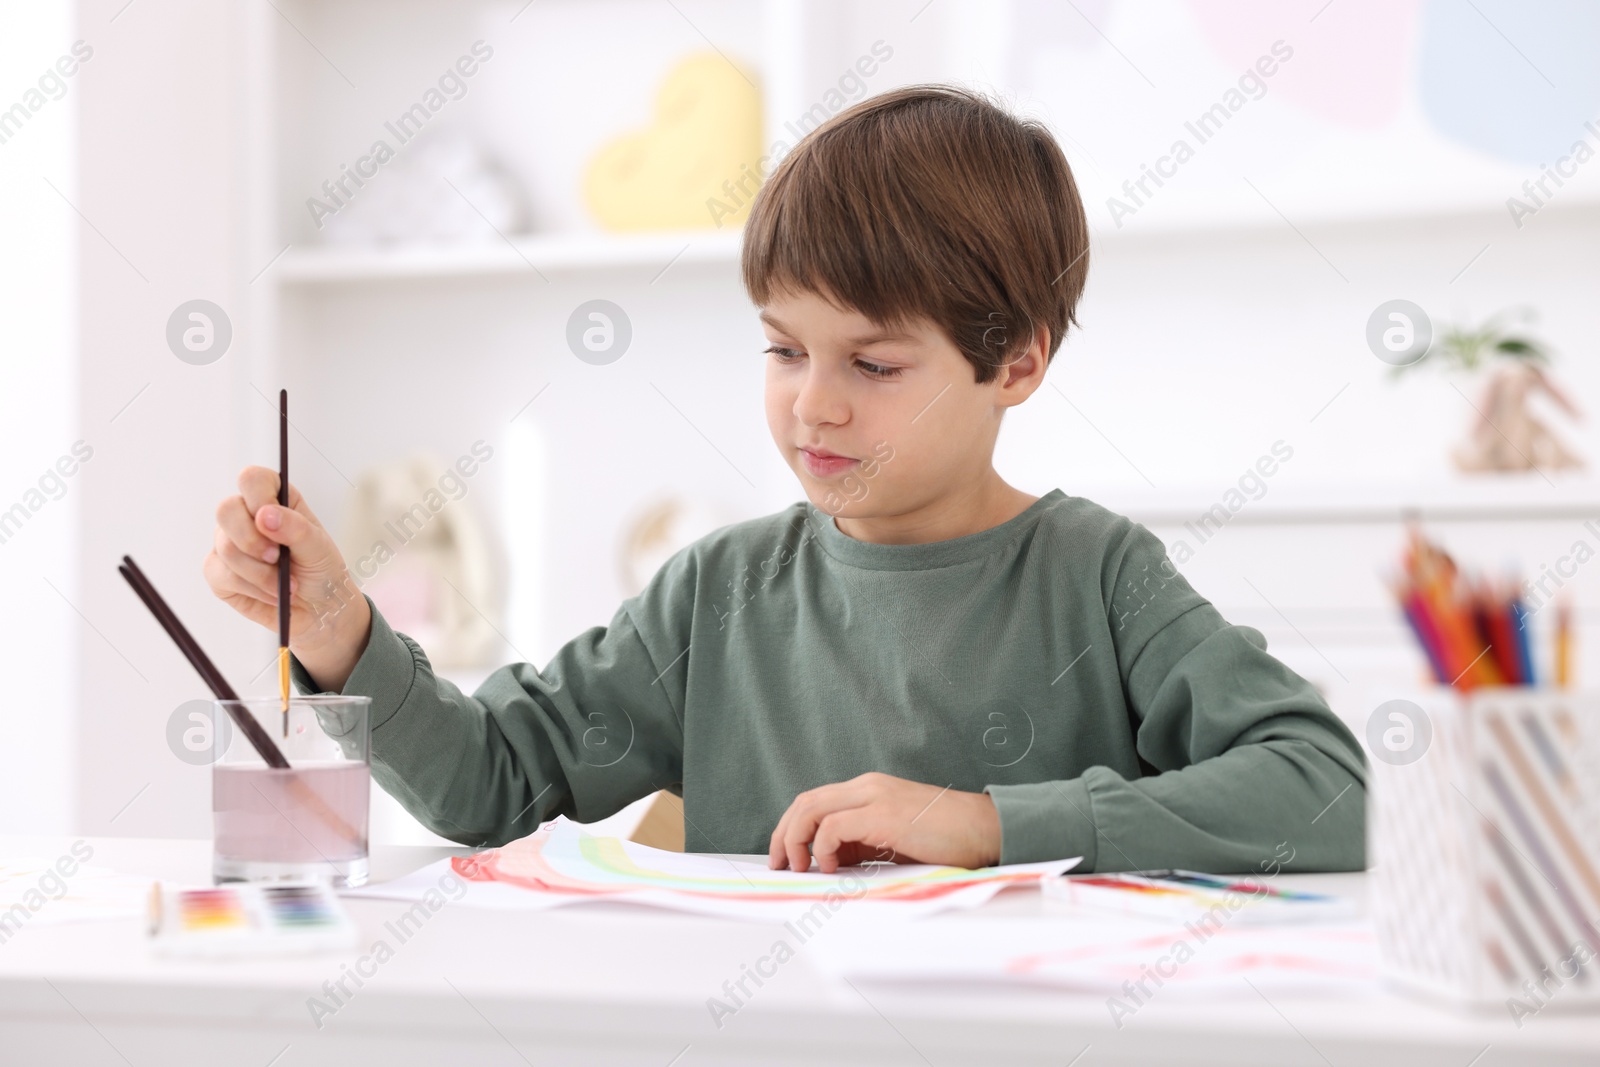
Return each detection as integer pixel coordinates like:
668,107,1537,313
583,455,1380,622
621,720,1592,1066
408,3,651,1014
278,388,291,738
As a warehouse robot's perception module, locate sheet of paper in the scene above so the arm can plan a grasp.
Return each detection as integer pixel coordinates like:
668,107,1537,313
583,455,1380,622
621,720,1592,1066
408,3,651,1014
343,817,1080,922
0,856,150,930
804,912,1382,999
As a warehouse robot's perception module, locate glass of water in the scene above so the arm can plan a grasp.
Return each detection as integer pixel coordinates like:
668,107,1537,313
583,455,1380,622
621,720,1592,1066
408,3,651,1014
211,695,371,888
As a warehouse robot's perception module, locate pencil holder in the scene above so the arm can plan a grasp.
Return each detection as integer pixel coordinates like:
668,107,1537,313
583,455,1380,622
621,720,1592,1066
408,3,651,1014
1368,686,1600,1017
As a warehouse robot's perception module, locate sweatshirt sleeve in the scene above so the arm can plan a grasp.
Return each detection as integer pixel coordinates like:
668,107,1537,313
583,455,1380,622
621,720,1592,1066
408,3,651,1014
288,552,693,848
984,521,1368,873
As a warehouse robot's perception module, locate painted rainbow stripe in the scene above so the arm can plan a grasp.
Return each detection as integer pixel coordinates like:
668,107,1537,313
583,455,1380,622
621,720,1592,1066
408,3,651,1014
452,820,1053,903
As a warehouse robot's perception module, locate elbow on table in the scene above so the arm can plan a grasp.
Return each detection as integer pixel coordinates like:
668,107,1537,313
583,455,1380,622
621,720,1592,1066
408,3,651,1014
1297,766,1367,872
407,800,520,851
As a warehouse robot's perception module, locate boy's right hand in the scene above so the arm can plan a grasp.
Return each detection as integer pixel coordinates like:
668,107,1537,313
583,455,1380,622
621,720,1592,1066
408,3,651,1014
204,466,371,692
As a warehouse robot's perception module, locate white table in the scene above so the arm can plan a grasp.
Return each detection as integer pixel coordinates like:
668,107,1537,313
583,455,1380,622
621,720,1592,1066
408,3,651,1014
1,836,1596,1066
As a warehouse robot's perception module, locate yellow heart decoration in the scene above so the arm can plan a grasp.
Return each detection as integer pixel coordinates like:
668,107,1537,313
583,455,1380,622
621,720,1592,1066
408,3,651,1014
583,52,763,231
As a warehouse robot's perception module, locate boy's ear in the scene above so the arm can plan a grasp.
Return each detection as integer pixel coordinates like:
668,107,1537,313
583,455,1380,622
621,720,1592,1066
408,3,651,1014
995,327,1050,404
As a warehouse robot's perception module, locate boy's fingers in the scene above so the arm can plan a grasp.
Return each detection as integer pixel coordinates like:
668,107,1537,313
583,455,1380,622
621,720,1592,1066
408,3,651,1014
768,790,808,867
767,808,800,870
238,466,321,528
768,790,821,869
767,820,788,868
768,780,878,870
781,797,874,875
221,591,276,634
771,805,813,873
827,839,881,870
239,465,295,512
202,551,273,621
216,495,278,563
204,548,295,609
214,525,280,600
254,499,330,561
812,809,883,874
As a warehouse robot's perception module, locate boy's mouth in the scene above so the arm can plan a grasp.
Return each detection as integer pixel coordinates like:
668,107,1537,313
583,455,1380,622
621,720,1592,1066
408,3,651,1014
799,447,858,477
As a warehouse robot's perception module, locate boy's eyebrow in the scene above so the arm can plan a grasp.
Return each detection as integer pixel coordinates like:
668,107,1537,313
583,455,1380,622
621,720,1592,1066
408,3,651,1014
759,310,917,346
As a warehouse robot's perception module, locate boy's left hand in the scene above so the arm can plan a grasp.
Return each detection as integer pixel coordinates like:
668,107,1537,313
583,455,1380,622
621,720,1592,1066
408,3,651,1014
766,772,1002,873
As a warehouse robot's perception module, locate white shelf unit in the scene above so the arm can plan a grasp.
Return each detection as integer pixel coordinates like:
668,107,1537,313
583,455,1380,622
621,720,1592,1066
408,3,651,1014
275,229,744,283
1093,474,1600,527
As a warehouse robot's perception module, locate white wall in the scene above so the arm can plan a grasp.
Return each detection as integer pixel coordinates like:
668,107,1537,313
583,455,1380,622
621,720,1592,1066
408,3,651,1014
73,0,261,838
0,3,78,834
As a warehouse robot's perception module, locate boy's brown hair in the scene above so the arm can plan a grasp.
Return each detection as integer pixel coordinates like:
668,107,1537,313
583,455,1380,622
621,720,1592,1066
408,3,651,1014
741,84,1089,385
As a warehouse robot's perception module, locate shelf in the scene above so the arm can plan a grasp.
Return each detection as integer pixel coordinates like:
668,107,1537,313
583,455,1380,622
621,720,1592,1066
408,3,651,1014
274,229,745,284
1077,475,1600,526
268,198,1600,288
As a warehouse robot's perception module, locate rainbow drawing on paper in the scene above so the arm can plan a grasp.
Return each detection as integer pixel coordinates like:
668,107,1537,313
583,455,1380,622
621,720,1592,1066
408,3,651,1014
450,817,1073,905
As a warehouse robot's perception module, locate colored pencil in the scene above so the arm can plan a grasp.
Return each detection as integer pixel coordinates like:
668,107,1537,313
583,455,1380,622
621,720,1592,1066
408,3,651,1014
1388,527,1566,692
1556,598,1572,688
1511,597,1536,687
1484,578,1523,685
1394,582,1448,683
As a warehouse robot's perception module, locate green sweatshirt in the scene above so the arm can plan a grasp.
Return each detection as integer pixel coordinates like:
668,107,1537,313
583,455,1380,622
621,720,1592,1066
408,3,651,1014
291,489,1367,872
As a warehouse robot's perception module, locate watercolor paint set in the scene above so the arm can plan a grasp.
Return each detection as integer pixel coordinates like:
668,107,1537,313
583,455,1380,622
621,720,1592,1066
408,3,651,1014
147,881,358,958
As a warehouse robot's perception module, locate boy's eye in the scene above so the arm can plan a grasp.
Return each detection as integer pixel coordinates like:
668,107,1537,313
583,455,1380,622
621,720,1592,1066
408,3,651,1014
763,346,903,380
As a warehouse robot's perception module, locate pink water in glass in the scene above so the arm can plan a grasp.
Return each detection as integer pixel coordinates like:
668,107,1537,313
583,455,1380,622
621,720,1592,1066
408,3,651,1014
213,761,369,883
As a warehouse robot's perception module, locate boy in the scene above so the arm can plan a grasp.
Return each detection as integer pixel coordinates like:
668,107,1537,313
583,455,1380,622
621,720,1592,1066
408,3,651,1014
206,85,1366,875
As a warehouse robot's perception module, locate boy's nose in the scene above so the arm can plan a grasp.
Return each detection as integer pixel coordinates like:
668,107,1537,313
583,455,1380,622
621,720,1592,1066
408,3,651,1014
792,371,850,427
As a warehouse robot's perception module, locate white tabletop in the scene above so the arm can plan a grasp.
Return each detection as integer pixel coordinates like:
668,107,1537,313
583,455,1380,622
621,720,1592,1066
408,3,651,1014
1,835,1596,1066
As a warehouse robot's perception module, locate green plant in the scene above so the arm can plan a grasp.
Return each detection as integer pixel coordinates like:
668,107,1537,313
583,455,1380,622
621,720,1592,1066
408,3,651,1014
1391,306,1551,378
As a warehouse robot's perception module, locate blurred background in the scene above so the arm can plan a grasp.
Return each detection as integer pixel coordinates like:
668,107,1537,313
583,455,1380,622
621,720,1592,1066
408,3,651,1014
3,0,1598,844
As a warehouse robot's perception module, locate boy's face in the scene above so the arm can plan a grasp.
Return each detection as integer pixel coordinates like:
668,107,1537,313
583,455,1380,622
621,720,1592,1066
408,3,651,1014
760,286,1036,523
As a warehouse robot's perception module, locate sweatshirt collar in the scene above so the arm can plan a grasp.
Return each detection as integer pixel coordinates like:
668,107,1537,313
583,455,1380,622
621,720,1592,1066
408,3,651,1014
803,489,1065,571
